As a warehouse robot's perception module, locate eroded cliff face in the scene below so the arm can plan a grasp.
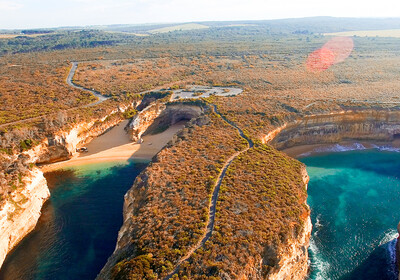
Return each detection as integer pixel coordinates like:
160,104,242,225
25,111,128,165
0,168,49,268
128,104,203,142
0,108,129,270
128,103,166,142
267,109,400,280
266,110,400,149
265,167,311,280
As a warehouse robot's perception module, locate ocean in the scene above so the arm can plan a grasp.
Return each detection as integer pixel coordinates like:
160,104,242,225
301,149,400,280
0,160,148,280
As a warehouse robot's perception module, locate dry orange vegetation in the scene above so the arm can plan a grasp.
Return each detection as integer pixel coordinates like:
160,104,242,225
0,61,95,124
2,25,400,279
179,145,308,278
73,37,400,142
74,59,189,96
111,111,248,279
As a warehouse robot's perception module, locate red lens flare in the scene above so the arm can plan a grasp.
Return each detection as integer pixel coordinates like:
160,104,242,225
306,37,354,72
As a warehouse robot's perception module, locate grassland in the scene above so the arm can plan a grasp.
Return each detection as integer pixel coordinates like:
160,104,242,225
149,23,209,34
0,33,55,39
325,29,400,38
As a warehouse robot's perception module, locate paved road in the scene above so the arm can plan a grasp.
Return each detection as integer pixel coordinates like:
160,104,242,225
0,62,109,129
164,105,254,280
67,62,109,106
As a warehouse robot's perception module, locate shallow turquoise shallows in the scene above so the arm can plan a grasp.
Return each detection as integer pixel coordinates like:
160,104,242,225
0,159,148,280
301,150,400,280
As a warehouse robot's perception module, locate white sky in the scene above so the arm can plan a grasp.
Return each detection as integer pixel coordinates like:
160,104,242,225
1,0,400,29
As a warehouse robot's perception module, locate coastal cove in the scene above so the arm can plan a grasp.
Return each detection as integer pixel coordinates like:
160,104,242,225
0,160,148,280
299,148,400,280
0,114,188,278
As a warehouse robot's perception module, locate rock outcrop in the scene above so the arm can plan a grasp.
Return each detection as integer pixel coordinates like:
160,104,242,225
25,113,127,165
0,168,50,268
97,119,311,280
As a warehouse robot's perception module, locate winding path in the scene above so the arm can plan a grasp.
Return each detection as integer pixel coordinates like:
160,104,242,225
0,62,109,129
164,105,254,280
67,62,109,107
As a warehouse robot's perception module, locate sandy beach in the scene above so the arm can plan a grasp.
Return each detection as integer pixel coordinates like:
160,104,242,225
41,120,185,172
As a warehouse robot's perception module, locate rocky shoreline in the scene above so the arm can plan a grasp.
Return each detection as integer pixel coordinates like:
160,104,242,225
0,168,49,268
0,105,131,270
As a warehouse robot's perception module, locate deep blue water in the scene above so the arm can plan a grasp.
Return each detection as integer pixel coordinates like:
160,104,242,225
301,150,400,280
0,160,148,280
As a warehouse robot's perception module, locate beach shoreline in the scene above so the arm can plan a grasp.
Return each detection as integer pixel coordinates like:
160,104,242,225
41,121,185,172
281,140,400,158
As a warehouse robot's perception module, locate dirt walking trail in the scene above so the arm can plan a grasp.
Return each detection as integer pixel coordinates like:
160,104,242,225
163,105,254,280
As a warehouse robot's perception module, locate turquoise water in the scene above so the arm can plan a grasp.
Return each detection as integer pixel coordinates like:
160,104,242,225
0,160,148,280
301,150,400,280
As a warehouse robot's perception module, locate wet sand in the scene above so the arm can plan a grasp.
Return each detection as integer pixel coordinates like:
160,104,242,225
42,120,185,172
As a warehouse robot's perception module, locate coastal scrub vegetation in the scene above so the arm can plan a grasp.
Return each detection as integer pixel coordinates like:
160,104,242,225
110,110,248,279
2,18,400,279
178,144,308,278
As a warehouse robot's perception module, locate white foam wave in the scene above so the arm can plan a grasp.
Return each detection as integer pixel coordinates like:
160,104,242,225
300,143,400,157
379,230,399,278
298,151,312,157
379,229,398,246
315,143,366,153
372,144,400,153
309,237,330,280
314,215,323,237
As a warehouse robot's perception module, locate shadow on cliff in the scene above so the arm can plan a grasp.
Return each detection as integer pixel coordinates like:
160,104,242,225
340,239,398,280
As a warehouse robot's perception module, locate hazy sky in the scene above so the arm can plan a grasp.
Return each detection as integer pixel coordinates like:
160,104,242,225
1,0,400,29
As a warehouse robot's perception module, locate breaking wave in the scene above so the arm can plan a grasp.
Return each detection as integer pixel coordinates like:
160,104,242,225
299,143,400,157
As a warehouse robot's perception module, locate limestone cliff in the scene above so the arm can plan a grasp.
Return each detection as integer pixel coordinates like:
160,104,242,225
0,168,50,268
128,104,203,142
97,120,311,280
0,106,130,270
128,103,166,142
266,110,400,149
265,167,311,280
97,162,312,280
25,108,129,165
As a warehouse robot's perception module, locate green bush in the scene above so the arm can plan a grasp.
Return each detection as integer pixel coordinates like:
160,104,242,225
112,254,157,280
123,109,138,119
19,139,34,151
